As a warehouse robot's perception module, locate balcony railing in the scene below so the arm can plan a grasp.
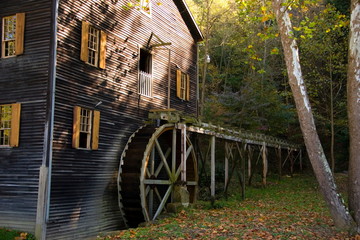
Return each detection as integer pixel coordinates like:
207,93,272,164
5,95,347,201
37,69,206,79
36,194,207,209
139,71,152,97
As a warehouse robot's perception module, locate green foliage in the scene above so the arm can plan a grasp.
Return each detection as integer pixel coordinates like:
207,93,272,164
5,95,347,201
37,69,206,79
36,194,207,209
188,0,351,170
294,3,350,169
0,228,36,240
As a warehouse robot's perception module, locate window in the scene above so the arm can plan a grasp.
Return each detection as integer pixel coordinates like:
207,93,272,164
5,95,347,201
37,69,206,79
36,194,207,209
72,106,100,150
80,21,107,69
176,70,190,101
138,48,152,97
140,0,151,16
0,103,21,147
1,13,25,58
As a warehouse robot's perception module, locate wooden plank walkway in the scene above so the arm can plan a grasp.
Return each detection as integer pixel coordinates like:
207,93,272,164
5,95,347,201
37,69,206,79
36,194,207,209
148,109,303,201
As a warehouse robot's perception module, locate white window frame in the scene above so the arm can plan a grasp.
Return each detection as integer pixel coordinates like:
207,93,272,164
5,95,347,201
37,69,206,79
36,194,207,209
79,107,93,149
0,105,12,146
87,26,100,67
2,15,16,58
180,72,187,100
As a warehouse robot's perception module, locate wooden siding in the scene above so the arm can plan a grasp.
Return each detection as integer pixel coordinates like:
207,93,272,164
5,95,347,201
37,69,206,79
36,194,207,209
48,0,199,238
0,0,52,233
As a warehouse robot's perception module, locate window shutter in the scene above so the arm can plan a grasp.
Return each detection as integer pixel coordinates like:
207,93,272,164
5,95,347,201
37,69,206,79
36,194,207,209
15,13,25,55
91,110,100,150
176,69,181,98
10,103,21,147
72,106,81,149
80,21,89,62
99,31,107,69
186,74,190,101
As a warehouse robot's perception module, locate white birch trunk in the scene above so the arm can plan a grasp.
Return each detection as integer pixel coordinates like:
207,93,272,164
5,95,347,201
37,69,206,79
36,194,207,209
273,0,356,231
347,0,360,233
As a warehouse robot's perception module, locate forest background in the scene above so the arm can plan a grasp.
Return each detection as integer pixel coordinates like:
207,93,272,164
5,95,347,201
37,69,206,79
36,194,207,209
188,0,350,173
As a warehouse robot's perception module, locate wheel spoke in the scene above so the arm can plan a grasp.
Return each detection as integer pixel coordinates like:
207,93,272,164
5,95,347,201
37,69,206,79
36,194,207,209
154,187,162,202
155,139,172,177
144,179,172,185
146,185,150,196
146,168,151,178
152,185,172,221
154,148,171,177
186,145,193,160
148,189,154,219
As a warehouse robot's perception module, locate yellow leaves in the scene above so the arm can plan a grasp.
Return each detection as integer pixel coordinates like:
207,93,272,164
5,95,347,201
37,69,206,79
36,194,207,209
270,48,279,55
261,6,267,14
261,16,269,23
14,233,28,240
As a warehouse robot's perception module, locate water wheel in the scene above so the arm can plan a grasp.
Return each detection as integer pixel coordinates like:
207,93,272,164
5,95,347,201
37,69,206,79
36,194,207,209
118,123,198,227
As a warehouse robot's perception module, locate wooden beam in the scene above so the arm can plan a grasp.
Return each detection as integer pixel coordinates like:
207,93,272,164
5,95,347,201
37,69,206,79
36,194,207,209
236,143,246,199
277,146,282,179
300,150,303,171
186,124,300,150
224,142,229,192
262,143,268,187
180,124,187,182
211,136,216,198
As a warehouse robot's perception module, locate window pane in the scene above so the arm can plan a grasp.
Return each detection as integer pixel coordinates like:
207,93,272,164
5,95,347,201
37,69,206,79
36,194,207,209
2,15,17,57
87,26,99,66
3,15,16,40
0,105,12,145
79,108,92,149
181,73,186,99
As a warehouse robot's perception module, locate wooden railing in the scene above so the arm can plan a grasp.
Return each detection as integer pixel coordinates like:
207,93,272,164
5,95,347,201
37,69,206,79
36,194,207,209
139,71,152,97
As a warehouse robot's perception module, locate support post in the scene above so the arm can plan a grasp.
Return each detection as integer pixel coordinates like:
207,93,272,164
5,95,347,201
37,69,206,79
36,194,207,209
278,146,282,179
180,124,187,182
172,128,176,176
211,136,216,199
236,142,246,200
224,142,229,192
262,143,268,187
299,149,303,171
247,145,252,178
242,144,246,199
289,149,294,177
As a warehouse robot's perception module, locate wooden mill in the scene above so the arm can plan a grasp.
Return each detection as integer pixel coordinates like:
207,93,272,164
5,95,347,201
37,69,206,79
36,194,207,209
0,0,300,239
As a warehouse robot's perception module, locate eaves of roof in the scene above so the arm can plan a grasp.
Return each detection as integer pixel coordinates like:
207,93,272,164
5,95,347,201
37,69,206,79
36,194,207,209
173,0,204,42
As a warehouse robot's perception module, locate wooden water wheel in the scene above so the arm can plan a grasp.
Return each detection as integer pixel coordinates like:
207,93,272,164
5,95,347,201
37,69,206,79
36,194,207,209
118,123,198,227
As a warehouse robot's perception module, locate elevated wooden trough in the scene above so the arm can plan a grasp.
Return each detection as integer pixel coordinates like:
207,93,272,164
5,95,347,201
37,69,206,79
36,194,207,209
118,109,302,227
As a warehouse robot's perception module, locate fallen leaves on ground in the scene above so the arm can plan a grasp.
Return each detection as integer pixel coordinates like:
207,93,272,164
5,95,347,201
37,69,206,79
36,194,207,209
98,174,356,239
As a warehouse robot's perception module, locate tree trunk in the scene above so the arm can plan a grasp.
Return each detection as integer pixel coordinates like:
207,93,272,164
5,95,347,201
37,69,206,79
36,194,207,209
347,0,360,233
273,0,356,231
329,55,335,174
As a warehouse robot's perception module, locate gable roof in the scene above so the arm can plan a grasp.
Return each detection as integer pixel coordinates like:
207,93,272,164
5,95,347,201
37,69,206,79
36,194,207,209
173,0,204,42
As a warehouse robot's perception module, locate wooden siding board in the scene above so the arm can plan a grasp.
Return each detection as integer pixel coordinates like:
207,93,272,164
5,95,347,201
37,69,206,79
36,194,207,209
0,0,52,234
49,0,199,238
0,0,199,238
